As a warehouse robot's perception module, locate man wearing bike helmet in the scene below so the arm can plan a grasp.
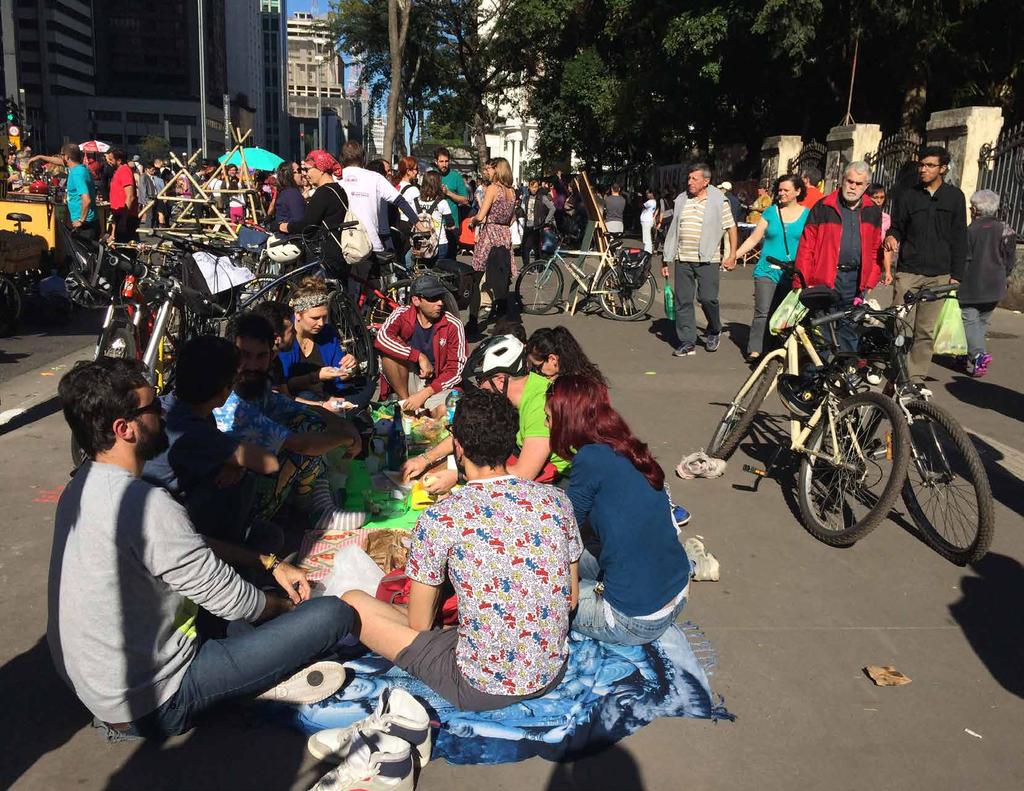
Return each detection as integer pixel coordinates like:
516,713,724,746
402,334,569,494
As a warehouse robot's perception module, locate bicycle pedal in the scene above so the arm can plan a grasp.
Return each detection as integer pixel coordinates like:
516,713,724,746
742,464,769,477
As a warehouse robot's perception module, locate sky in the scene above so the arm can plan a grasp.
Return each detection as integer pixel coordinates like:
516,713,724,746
287,0,322,14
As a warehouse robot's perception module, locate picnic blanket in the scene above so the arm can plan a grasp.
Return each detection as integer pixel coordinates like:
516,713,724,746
271,624,731,765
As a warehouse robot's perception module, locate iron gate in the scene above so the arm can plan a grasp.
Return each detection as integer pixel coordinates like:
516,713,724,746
978,120,1024,237
866,130,922,205
787,140,826,179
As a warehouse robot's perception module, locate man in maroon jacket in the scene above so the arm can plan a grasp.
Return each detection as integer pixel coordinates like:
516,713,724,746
376,274,467,414
794,161,884,351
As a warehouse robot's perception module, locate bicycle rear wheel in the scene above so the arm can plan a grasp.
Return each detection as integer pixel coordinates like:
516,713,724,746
900,399,994,565
331,290,379,408
596,267,655,321
516,260,563,314
0,275,22,336
798,391,910,546
708,358,782,460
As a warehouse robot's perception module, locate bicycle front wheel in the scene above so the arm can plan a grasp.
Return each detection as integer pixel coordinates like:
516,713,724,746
900,399,994,565
516,260,563,314
330,289,379,407
596,268,656,321
798,391,910,546
707,358,782,460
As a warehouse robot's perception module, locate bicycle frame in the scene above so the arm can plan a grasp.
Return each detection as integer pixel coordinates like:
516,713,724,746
742,324,856,468
537,242,619,315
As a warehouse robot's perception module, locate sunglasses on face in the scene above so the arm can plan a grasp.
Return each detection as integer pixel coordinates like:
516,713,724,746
126,398,162,420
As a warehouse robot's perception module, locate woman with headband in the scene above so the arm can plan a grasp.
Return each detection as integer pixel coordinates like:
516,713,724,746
279,149,350,276
276,277,359,401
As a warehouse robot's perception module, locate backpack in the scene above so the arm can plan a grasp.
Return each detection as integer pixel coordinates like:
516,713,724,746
410,197,442,259
322,183,372,264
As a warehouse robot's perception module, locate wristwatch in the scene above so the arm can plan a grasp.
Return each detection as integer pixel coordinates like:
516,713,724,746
260,553,282,572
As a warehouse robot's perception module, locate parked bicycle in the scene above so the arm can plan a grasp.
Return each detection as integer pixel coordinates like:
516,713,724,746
824,285,995,565
515,232,657,320
707,261,911,547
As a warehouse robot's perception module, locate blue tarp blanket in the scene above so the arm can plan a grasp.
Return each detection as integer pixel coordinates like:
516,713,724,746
272,624,732,765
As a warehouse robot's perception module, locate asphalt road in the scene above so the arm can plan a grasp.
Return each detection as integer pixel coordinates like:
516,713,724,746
1,267,1022,791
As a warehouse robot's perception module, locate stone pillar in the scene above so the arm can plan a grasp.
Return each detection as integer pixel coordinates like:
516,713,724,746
760,135,802,186
926,106,1004,203
825,123,882,191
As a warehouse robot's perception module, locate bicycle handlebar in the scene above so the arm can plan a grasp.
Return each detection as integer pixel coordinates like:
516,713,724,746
143,275,226,316
811,284,958,328
903,282,957,304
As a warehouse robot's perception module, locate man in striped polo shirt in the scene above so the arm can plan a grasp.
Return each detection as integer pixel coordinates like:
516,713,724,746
661,163,737,356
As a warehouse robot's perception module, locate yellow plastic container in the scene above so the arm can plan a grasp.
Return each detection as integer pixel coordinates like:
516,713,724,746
410,480,436,510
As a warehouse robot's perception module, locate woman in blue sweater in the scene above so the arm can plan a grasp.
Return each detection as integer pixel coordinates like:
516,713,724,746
548,375,691,645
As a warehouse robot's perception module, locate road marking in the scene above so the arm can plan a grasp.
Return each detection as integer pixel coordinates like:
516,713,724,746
0,408,27,426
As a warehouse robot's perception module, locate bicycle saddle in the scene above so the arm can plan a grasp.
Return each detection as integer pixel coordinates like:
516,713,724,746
7,212,32,223
799,285,840,313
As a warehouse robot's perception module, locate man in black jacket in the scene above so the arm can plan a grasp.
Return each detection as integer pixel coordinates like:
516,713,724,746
884,146,968,386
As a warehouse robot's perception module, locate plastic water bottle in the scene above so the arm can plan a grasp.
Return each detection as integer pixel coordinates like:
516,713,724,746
386,402,407,470
445,390,462,426
664,283,676,320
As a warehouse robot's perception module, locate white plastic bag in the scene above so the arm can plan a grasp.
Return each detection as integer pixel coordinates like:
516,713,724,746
319,544,384,599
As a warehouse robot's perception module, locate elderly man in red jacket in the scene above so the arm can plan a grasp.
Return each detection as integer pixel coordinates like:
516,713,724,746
376,274,467,414
794,161,884,351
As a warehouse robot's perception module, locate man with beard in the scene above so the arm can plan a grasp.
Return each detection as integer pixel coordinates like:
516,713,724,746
435,146,470,223
795,161,885,352
50,358,355,739
213,313,365,529
375,274,466,416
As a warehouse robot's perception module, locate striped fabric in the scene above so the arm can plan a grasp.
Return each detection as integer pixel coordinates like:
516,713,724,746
676,196,736,262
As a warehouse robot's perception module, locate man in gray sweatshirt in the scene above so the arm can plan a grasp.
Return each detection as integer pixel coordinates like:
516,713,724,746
49,358,354,738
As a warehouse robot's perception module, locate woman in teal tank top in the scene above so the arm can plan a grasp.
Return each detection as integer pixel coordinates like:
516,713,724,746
733,175,809,359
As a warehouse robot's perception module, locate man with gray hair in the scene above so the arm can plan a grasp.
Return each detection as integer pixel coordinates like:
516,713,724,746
957,189,1016,377
661,163,737,356
794,161,885,351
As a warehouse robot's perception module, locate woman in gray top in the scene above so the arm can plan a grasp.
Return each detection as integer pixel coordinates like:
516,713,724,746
604,184,626,235
959,189,1017,377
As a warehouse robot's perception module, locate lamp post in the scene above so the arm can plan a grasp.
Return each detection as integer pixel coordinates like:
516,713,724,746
198,0,208,156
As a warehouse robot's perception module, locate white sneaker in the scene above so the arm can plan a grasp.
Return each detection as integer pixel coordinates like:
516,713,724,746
684,538,720,582
256,661,347,705
308,688,431,768
675,451,727,480
310,732,414,791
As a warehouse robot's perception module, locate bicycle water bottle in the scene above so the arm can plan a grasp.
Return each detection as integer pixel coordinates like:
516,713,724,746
664,283,676,321
445,389,462,426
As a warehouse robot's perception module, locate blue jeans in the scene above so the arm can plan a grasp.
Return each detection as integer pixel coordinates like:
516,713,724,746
960,302,996,357
833,267,862,353
572,550,687,645
126,596,354,737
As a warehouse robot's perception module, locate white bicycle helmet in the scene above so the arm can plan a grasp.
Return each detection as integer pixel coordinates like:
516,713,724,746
266,237,302,264
465,334,527,383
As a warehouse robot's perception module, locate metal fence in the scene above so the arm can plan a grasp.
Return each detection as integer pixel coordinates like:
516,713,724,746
978,120,1024,236
787,140,826,180
866,130,922,208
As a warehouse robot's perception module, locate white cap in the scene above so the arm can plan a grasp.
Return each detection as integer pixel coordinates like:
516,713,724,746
717,181,732,191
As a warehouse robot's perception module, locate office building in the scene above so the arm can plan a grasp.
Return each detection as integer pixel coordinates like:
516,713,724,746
260,0,289,155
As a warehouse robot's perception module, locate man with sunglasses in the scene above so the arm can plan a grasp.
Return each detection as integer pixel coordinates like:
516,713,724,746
884,145,968,387
50,358,354,739
376,274,466,415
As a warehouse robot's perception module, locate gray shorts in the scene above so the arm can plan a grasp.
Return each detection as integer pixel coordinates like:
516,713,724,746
394,627,566,712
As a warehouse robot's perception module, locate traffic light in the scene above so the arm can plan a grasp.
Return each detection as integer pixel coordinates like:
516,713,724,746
6,98,22,150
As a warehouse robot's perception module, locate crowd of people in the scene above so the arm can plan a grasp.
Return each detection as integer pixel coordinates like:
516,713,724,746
42,136,1015,788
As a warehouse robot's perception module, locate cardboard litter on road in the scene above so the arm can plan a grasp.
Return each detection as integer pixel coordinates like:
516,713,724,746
864,666,912,686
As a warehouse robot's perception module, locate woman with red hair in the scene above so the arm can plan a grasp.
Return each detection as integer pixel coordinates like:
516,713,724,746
548,375,691,644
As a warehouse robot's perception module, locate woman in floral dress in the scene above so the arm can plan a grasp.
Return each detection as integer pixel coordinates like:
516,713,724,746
468,157,518,333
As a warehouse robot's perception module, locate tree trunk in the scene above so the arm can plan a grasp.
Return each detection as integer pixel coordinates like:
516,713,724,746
901,62,927,130
384,0,411,164
472,108,489,172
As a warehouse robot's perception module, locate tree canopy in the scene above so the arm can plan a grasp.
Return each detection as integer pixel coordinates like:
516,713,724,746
330,0,1024,177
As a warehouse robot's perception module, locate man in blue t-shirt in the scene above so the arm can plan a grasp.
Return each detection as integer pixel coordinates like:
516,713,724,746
31,143,99,241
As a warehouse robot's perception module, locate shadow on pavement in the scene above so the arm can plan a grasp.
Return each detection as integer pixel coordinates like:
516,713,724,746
949,553,1024,700
0,637,91,789
106,710,311,791
946,375,1024,423
648,318,676,350
967,434,1024,519
545,743,646,791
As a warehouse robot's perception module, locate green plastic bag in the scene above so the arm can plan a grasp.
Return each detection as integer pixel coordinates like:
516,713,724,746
664,283,676,320
933,295,968,356
769,288,808,334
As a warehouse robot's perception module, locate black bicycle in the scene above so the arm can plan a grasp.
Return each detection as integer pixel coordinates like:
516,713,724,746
836,285,995,565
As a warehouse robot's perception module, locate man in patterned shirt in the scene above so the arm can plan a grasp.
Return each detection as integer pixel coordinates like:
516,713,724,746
661,163,738,357
341,389,582,711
